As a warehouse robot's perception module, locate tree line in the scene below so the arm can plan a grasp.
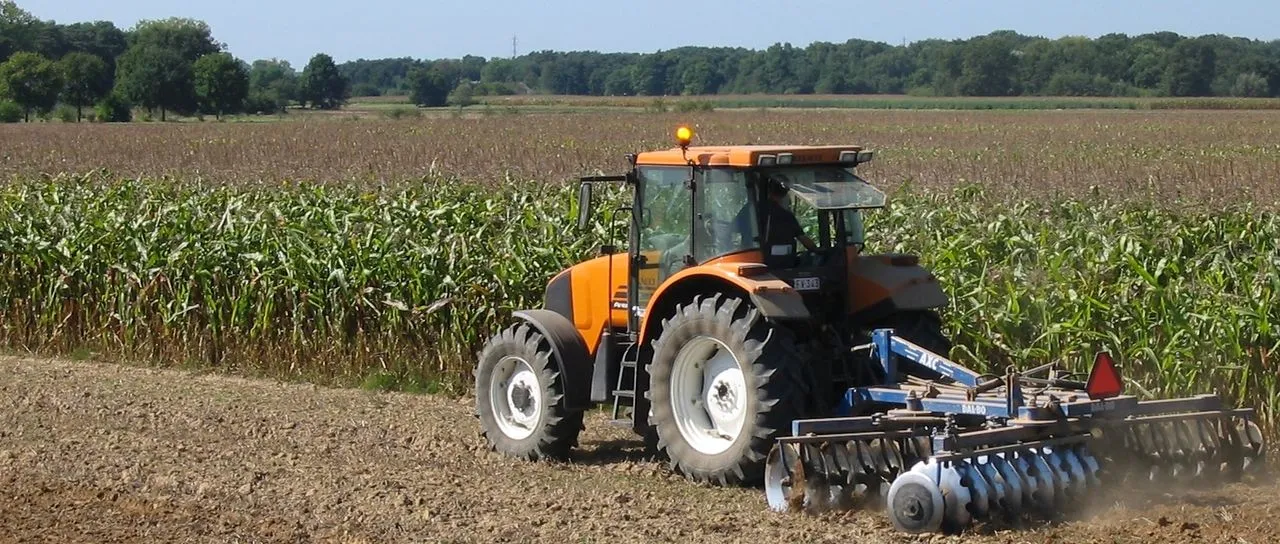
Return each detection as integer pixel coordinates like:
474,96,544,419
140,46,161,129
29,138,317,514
4,0,1280,121
0,1,347,122
353,31,1280,106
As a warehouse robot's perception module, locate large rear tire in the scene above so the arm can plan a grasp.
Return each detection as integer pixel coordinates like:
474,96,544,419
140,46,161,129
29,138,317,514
646,293,807,485
475,323,584,461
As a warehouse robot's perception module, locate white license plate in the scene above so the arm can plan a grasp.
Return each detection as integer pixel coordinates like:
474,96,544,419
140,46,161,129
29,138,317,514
793,277,820,291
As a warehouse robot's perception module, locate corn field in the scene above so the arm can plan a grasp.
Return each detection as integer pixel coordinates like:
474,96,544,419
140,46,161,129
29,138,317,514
0,110,1277,431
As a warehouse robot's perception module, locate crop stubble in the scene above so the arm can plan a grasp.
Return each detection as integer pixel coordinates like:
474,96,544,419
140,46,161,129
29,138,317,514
2,354,1277,543
3,110,1279,207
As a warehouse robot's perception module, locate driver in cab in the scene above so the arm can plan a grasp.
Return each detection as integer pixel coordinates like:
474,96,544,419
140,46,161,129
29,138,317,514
749,175,819,257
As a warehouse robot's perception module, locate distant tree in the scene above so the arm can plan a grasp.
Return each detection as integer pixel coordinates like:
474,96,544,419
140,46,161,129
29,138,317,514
0,52,62,121
602,67,635,96
957,36,1019,96
62,21,127,68
0,100,20,122
0,1,66,60
1164,40,1216,96
193,52,248,119
248,58,297,112
300,53,347,109
115,44,194,120
95,91,131,122
350,82,381,97
0,1,36,61
128,18,221,63
1232,72,1269,97
447,81,475,107
408,65,453,106
58,52,110,121
1044,71,1115,97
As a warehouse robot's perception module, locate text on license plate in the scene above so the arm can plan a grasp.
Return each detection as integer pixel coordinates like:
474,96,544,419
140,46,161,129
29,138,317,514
793,277,820,291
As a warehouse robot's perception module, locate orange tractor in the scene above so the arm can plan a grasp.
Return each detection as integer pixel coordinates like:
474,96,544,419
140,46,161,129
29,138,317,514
475,126,950,483
474,127,1264,533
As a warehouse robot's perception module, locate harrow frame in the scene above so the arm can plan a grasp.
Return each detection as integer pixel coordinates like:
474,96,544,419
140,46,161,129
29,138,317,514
765,329,1266,534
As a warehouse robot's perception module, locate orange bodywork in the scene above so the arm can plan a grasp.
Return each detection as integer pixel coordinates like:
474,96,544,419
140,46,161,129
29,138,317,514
634,252,796,344
564,253,630,356
847,254,947,314
554,249,944,355
559,250,793,356
635,145,864,168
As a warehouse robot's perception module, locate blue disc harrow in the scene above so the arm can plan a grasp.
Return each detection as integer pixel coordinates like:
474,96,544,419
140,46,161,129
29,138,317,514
764,330,1267,534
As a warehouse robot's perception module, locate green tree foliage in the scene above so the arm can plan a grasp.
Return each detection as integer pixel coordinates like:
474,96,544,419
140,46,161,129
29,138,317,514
247,58,297,113
337,57,417,95
193,52,248,119
115,44,194,121
0,99,20,122
1232,72,1269,97
338,31,1280,99
94,91,131,122
408,64,454,107
957,36,1020,96
447,81,475,107
62,21,127,68
1164,39,1217,96
300,53,347,109
0,1,65,60
128,17,221,63
58,52,109,121
0,51,62,121
110,17,222,121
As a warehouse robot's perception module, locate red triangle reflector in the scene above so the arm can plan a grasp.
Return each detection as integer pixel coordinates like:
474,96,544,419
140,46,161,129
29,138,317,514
1086,351,1124,400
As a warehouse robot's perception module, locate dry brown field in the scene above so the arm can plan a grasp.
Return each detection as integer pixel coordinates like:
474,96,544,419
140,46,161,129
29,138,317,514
3,109,1279,208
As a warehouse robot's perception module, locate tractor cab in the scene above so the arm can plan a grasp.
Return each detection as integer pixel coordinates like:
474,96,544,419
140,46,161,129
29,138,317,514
580,127,894,325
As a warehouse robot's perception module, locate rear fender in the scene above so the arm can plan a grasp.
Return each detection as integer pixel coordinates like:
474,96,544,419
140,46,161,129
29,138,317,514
848,255,948,315
511,309,593,411
637,263,810,345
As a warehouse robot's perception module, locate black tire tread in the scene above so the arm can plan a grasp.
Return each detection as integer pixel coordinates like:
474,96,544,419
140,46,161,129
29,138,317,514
645,293,809,486
475,323,584,461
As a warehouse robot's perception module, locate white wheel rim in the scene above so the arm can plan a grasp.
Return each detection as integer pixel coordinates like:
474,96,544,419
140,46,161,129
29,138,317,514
670,336,748,455
489,356,542,440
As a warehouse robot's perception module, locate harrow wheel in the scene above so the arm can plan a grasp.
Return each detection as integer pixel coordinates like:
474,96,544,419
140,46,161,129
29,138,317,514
886,471,944,534
475,323,583,461
647,293,807,486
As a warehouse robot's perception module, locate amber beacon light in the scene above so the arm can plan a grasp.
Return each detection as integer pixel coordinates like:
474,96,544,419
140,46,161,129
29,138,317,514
675,126,693,148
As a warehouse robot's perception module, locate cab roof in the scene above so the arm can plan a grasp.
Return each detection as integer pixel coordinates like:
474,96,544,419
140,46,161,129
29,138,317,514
635,145,865,167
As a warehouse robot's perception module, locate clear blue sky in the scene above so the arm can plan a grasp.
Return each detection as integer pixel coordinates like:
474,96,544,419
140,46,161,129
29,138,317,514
19,0,1280,67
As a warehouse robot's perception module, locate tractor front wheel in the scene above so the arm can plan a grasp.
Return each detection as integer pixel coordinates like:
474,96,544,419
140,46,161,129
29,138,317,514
646,293,807,485
475,323,584,461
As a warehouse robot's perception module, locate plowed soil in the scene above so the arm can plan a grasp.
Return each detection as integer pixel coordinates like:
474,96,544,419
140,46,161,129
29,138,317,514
1,356,1275,544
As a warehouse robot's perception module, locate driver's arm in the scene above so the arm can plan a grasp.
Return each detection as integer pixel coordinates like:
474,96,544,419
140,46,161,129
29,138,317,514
798,233,819,253
783,208,820,252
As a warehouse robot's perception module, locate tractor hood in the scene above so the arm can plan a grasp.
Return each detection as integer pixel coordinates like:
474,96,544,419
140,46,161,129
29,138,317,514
786,178,886,210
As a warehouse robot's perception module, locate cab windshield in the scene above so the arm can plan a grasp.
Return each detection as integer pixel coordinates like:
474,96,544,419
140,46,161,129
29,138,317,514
757,165,886,209
756,165,882,254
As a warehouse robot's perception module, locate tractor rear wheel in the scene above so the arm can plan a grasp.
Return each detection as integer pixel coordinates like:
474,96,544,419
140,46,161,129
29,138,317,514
475,323,584,461
646,293,807,485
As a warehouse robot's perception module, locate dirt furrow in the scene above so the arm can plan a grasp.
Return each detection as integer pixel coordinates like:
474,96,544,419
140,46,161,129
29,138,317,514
0,356,1275,543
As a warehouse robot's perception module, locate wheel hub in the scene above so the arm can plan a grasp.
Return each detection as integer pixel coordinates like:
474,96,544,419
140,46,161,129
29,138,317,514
707,377,743,424
489,356,542,440
886,472,944,534
509,382,534,418
670,336,748,455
